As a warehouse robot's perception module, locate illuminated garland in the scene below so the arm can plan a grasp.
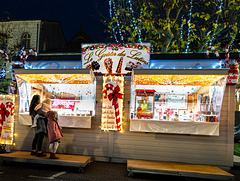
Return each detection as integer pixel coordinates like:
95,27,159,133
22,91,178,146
82,43,150,53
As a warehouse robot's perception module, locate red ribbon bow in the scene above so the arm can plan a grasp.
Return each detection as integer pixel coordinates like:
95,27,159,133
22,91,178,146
108,85,123,106
0,103,10,136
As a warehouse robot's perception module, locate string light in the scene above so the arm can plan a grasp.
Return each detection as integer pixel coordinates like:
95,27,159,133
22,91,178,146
109,0,119,43
138,10,143,43
111,0,124,42
128,0,142,43
185,0,193,53
180,15,184,39
230,36,236,50
209,0,223,46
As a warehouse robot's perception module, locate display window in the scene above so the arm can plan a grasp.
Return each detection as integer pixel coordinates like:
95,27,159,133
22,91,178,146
15,69,96,128
130,69,228,136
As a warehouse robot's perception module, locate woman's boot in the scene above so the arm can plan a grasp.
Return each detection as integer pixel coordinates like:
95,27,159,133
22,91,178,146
52,153,59,159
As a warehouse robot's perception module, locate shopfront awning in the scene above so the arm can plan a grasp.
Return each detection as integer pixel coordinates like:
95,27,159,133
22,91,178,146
14,69,95,84
132,69,228,86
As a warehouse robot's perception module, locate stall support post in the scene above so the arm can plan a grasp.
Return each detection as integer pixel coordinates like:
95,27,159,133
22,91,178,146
108,131,114,160
227,85,235,167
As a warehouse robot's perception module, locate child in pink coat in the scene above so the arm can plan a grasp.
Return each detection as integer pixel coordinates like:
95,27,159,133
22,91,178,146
46,111,63,159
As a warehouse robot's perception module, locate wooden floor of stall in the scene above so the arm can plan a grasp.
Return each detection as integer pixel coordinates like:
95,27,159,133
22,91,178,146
0,151,91,172
127,159,234,181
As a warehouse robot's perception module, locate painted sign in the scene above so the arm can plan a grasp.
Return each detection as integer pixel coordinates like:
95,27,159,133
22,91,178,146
9,81,17,94
81,43,151,75
52,98,75,110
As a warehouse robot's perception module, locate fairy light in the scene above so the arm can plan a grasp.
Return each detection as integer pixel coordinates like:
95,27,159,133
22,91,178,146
101,76,124,132
112,0,124,42
230,36,236,50
185,0,193,53
109,0,119,43
180,15,184,39
128,0,142,43
209,0,223,46
138,10,143,43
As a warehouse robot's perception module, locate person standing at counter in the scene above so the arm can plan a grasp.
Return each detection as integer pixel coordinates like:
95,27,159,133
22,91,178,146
47,110,63,159
29,95,42,156
33,98,52,157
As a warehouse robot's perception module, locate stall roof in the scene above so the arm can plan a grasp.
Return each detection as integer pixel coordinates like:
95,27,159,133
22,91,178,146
133,69,229,75
132,69,228,86
14,69,95,84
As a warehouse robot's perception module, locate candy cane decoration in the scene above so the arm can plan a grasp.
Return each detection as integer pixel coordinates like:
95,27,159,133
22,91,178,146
103,83,114,99
6,102,14,116
103,83,123,131
20,47,37,64
0,50,11,63
225,45,229,67
206,46,223,66
206,47,221,60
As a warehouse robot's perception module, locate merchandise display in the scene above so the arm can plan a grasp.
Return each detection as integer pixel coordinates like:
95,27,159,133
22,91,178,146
15,69,96,128
130,69,228,135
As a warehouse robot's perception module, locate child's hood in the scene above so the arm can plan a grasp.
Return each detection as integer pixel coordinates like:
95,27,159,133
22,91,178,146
47,111,55,121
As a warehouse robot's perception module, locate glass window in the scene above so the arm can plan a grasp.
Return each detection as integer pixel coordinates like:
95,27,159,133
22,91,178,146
21,33,31,49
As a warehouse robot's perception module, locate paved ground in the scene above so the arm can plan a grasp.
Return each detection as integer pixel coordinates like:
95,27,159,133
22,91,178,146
0,160,239,181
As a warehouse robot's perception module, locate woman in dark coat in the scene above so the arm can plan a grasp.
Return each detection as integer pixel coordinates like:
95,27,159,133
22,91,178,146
29,95,46,157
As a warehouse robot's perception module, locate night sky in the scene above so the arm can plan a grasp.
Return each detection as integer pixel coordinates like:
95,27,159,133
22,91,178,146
1,0,109,43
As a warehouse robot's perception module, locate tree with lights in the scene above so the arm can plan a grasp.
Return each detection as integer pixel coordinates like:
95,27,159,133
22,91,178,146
105,0,240,53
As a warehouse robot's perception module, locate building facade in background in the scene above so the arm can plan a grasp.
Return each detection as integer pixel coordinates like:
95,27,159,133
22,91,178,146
0,20,66,53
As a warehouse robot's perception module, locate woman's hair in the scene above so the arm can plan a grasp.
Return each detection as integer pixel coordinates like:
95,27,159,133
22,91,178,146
29,95,40,115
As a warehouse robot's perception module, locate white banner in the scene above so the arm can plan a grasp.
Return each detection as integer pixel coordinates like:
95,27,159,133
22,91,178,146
81,43,151,75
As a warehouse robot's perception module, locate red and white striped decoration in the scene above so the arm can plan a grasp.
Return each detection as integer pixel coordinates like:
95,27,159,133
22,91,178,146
206,46,221,61
225,45,229,67
103,83,114,99
0,50,11,63
103,83,123,131
20,48,37,64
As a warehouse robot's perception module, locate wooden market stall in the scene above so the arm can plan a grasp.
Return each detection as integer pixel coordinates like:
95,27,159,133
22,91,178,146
8,50,236,175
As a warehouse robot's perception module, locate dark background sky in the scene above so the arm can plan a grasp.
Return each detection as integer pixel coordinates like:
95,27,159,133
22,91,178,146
1,0,109,43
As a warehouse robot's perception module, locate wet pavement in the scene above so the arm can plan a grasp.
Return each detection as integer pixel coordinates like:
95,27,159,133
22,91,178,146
0,160,239,181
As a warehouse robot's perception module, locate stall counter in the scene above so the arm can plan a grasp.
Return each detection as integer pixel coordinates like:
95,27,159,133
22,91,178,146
18,114,91,128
